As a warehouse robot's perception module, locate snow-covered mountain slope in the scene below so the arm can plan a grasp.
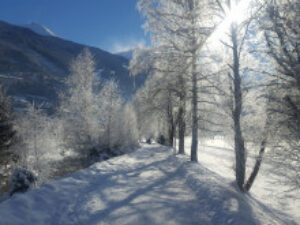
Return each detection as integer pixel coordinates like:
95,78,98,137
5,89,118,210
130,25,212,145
0,20,148,110
22,22,57,37
0,144,293,225
116,50,133,60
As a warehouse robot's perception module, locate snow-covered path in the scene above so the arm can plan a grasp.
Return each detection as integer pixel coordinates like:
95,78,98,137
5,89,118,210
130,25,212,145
0,144,293,225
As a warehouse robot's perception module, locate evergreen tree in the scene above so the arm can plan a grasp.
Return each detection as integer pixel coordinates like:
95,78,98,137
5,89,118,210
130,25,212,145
0,84,14,151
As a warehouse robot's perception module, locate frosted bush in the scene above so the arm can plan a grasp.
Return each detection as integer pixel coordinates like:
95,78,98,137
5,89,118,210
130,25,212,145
9,168,36,196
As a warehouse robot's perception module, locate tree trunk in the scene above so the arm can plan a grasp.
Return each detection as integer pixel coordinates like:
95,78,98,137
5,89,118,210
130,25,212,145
107,110,112,149
178,94,186,154
244,139,266,191
167,92,174,147
189,0,199,162
231,23,246,191
191,58,198,162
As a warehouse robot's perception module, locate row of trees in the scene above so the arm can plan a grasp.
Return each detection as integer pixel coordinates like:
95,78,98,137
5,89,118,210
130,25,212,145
0,0,298,194
131,0,299,192
0,49,139,192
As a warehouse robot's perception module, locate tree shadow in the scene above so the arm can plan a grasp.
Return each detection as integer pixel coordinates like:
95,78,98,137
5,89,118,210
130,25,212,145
0,146,291,225
52,146,284,225
245,193,297,225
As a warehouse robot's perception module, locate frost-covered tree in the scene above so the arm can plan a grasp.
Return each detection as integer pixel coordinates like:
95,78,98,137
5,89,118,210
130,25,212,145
133,73,169,144
98,79,123,151
96,79,139,154
260,0,300,189
131,47,185,148
212,0,269,191
59,49,102,155
136,0,217,160
117,103,139,151
60,49,138,158
12,104,63,184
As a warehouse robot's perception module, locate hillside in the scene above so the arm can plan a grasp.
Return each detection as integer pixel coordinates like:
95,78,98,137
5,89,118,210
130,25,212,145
0,144,294,225
0,20,147,109
117,50,134,60
22,22,57,37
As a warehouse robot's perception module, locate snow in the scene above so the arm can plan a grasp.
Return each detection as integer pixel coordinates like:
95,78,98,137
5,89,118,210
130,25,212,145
22,22,57,37
0,74,23,80
191,137,300,224
117,50,133,60
0,143,296,225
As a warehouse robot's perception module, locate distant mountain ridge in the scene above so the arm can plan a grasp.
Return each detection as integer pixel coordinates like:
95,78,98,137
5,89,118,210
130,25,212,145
117,50,133,60
0,20,147,110
22,22,57,37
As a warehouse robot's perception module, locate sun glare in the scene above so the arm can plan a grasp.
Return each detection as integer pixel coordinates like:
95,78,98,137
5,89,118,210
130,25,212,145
223,0,250,25
225,1,244,23
207,0,250,45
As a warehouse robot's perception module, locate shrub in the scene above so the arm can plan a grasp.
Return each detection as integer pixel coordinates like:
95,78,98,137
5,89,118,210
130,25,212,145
9,168,36,196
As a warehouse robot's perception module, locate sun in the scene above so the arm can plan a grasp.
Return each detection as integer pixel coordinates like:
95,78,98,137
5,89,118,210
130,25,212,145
225,0,245,23
207,0,250,45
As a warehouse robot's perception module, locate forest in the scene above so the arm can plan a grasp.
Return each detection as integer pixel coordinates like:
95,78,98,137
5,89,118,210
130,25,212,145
0,0,299,224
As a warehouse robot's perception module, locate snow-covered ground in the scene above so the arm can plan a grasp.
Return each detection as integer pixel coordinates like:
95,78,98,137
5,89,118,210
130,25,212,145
0,143,297,225
188,137,300,224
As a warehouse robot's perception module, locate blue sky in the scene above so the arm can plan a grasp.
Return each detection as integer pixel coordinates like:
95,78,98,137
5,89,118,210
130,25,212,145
0,0,149,53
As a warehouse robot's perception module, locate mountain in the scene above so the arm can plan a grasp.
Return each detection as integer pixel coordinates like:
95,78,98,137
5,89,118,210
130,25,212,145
22,22,57,37
116,50,133,60
0,20,147,111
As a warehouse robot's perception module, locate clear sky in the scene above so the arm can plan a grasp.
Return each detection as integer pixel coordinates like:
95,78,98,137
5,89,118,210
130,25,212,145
0,0,149,53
